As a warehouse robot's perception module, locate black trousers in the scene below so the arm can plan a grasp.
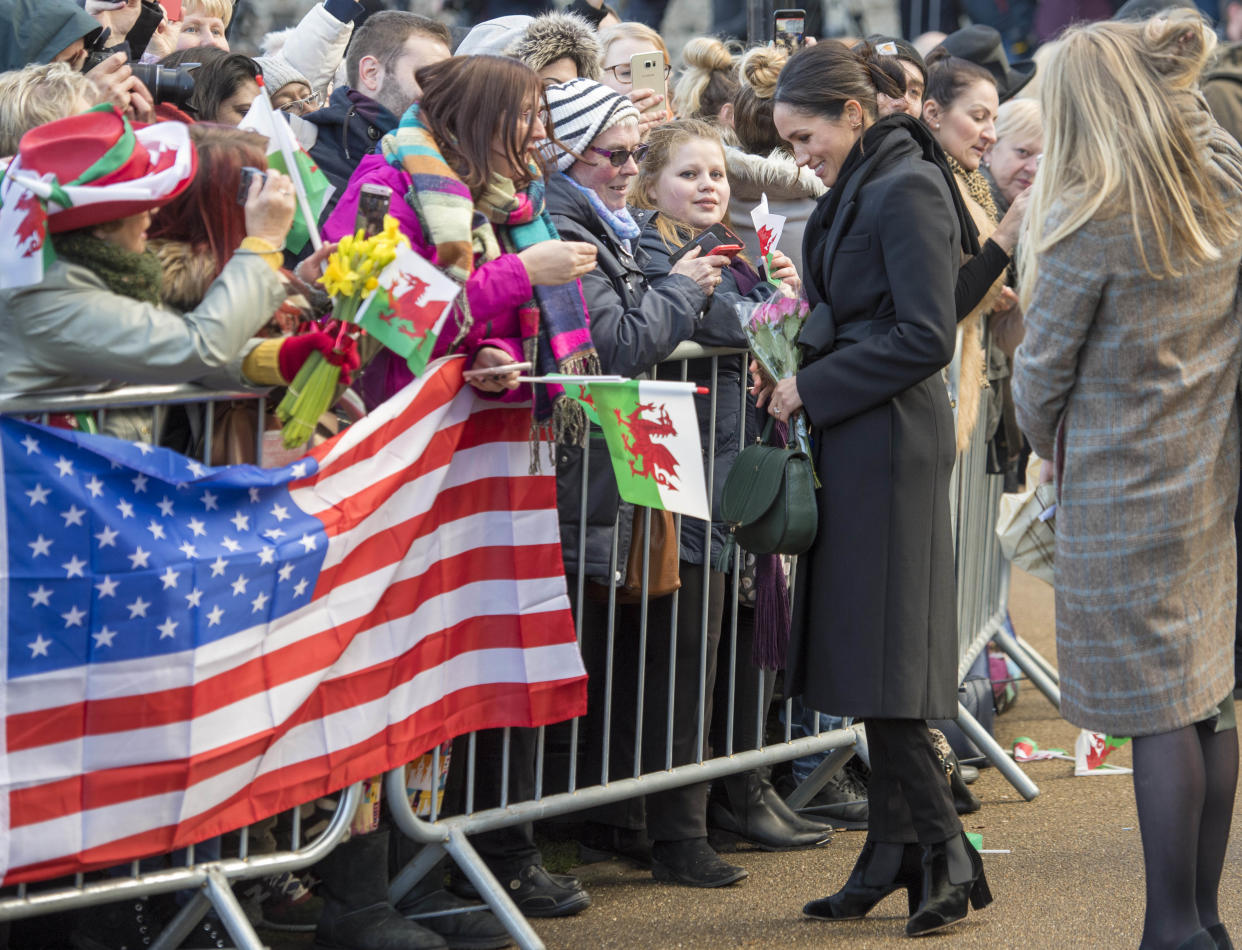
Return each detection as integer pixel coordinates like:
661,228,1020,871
864,718,962,845
579,562,725,842
448,726,541,874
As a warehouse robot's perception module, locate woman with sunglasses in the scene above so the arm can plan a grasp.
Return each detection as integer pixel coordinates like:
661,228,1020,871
543,79,743,886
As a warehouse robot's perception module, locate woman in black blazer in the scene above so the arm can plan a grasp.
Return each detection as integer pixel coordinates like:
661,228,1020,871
761,42,992,937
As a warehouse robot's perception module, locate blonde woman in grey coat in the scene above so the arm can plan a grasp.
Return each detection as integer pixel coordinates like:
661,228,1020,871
1013,12,1242,950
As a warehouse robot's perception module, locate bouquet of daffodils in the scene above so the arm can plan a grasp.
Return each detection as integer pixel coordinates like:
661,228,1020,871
275,217,408,448
739,293,817,479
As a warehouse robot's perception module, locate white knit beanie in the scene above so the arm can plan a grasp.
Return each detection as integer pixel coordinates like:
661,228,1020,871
454,15,533,57
544,78,641,172
254,56,310,96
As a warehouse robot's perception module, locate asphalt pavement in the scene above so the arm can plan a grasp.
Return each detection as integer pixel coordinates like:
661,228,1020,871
528,568,1240,949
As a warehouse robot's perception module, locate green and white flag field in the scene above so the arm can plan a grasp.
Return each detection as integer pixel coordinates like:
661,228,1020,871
239,88,333,254
564,379,711,521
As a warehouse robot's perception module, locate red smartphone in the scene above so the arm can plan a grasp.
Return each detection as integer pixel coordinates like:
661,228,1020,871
712,244,744,259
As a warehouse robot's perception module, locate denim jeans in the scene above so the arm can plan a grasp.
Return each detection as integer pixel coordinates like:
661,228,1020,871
783,697,868,783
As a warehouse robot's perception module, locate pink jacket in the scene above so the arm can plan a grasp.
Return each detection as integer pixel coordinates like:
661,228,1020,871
324,154,532,406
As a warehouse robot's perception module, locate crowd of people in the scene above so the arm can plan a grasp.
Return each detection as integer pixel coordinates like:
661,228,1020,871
1,0,1241,948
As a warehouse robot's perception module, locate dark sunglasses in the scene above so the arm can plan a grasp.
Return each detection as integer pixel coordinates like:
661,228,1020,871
589,143,649,167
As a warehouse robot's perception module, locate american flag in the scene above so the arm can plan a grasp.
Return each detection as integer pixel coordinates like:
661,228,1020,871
0,359,587,885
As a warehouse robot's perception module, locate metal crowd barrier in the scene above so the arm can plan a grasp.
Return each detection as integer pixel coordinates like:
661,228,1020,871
381,343,1033,950
0,385,362,950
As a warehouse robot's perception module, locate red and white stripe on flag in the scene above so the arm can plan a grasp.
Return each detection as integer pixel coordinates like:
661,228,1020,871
0,358,586,885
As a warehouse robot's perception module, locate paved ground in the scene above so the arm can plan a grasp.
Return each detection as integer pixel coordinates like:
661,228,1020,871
523,568,1242,949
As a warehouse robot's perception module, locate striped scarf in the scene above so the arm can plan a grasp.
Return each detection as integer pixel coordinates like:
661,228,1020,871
382,104,600,445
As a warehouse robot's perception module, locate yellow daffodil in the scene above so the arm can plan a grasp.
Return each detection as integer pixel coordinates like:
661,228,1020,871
320,256,359,298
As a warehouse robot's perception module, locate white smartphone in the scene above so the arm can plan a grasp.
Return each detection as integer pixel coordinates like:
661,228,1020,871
461,361,532,381
629,50,666,113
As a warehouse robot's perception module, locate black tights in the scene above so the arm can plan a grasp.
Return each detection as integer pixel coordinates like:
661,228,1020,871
1131,720,1238,949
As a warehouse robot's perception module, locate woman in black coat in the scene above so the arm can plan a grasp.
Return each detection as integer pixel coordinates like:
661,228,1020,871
763,42,992,936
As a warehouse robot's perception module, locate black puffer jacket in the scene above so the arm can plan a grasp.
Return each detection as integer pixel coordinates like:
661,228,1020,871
546,171,706,578
635,211,773,567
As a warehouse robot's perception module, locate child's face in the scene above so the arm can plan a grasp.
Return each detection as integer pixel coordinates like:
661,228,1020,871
177,11,229,51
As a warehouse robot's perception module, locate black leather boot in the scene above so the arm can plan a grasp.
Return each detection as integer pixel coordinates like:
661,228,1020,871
905,832,992,937
758,780,835,836
1209,922,1234,950
1181,931,1223,950
314,831,448,950
803,840,923,920
708,772,830,851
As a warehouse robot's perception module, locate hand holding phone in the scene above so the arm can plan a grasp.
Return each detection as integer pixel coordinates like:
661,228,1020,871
774,8,806,52
629,50,667,114
668,223,745,266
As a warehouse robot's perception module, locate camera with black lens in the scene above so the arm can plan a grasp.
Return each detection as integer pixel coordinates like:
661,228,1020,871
81,23,197,108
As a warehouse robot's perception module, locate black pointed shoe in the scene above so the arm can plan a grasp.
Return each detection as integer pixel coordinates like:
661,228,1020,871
803,840,923,920
905,832,992,937
708,773,830,851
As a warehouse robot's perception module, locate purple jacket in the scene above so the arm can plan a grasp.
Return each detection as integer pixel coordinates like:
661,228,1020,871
324,154,533,408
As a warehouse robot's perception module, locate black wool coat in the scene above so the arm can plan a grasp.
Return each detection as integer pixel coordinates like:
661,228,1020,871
786,125,960,720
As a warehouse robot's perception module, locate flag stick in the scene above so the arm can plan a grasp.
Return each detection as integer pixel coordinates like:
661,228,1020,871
257,78,323,253
514,376,710,395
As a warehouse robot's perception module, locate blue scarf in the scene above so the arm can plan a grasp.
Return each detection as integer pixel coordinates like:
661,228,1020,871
563,174,641,242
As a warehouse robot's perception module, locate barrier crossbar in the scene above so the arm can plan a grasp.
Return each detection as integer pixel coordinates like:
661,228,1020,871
381,343,1037,950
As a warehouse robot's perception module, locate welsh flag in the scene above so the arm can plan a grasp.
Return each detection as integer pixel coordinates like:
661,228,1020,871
354,243,459,378
239,90,333,255
567,380,711,521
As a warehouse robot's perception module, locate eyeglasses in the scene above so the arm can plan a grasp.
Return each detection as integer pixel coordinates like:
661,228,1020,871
278,93,322,116
521,108,551,127
603,62,672,85
590,144,649,167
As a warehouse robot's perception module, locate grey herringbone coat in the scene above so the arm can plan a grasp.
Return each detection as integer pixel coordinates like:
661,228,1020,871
1012,111,1242,737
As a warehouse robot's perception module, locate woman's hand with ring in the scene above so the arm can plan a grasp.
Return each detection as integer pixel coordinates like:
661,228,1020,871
767,376,803,420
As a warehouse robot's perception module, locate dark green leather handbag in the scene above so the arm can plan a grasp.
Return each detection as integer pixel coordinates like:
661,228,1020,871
717,417,818,569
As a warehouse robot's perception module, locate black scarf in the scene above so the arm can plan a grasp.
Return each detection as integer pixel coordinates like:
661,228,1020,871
805,114,979,304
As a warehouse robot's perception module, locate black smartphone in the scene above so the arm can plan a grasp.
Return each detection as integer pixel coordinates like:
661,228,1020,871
668,223,744,266
773,8,806,52
237,166,267,205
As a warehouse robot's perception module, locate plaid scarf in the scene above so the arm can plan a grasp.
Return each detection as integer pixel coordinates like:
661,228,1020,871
382,104,599,446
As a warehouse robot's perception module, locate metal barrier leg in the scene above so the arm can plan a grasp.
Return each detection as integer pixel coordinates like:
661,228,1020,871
993,625,1062,708
1016,633,1061,684
784,744,858,811
955,702,1039,801
204,867,267,950
388,841,447,907
149,891,212,950
442,827,545,950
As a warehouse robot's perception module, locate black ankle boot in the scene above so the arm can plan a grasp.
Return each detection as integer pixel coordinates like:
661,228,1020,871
314,831,447,950
651,838,748,888
1209,923,1235,950
802,840,923,920
709,772,830,851
1181,930,1223,950
758,781,835,836
905,832,992,937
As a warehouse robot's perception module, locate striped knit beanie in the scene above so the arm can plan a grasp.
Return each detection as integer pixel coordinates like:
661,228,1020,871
544,78,640,172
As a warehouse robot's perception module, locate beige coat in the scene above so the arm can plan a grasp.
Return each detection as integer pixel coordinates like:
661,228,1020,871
1012,110,1242,736
953,179,1006,454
